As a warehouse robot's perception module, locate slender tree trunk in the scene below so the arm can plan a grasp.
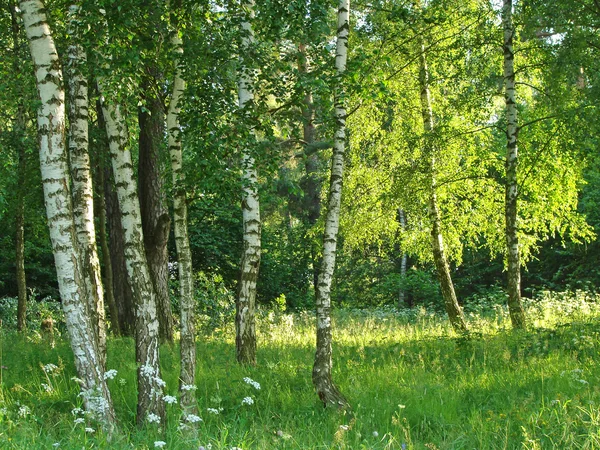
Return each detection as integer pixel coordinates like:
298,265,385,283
298,43,322,294
98,82,165,425
312,0,350,409
20,0,115,428
66,3,106,365
138,67,174,344
10,1,28,332
94,109,120,336
236,0,261,365
397,208,408,309
418,39,468,334
104,158,135,336
502,0,527,329
168,24,197,412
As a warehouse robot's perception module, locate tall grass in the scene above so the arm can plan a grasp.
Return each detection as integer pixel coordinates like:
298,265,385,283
1,290,600,449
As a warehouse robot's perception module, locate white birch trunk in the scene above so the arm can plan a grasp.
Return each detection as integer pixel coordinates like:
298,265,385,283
19,0,115,429
97,81,165,424
397,208,407,308
67,3,107,364
236,0,261,365
418,40,467,334
168,29,197,413
502,0,526,329
312,0,350,409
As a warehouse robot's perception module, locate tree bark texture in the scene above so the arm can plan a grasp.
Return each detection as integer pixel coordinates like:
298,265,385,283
10,1,28,332
312,0,350,409
138,66,174,344
418,40,468,334
168,26,197,413
67,3,106,365
98,84,165,425
236,0,261,365
20,0,115,428
104,160,135,336
502,0,527,329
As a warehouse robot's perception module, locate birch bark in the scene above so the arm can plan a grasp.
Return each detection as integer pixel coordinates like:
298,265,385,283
67,3,106,363
19,0,115,428
397,208,408,309
418,40,468,334
236,0,261,365
312,0,350,409
168,25,197,412
98,83,165,424
502,0,527,329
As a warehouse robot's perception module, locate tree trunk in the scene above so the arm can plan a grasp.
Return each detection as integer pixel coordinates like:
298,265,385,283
20,0,115,429
298,43,322,294
10,1,28,332
236,0,261,365
66,3,106,365
138,66,174,344
104,159,135,336
418,39,468,334
397,208,408,309
98,83,165,425
312,0,350,409
502,0,527,329
168,24,197,412
94,110,121,336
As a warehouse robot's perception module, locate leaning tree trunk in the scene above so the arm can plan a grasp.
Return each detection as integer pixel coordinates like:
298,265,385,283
502,0,527,329
138,65,174,344
236,0,261,365
418,40,468,334
66,3,106,364
98,83,165,425
168,24,197,413
10,1,28,332
19,0,115,428
312,0,350,409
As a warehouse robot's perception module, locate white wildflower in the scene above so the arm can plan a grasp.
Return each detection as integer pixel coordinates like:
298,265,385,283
18,405,30,417
147,413,161,424
71,408,83,416
99,8,106,15
181,384,197,391
155,377,167,388
52,443,60,448
579,379,589,385
104,369,118,380
0,407,7,415
398,404,406,409
206,408,220,414
184,413,203,423
339,425,349,431
74,417,85,425
241,397,254,406
43,363,58,373
373,431,379,437
154,441,167,448
243,377,261,390
41,383,53,393
163,395,177,404
85,427,95,433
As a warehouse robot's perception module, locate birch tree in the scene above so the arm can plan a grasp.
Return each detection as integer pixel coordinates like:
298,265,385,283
418,37,468,333
236,0,261,365
168,12,197,412
502,0,527,329
312,0,350,409
66,3,107,361
19,0,115,428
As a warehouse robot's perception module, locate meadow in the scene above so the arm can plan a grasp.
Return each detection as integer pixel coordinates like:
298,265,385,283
2,291,600,449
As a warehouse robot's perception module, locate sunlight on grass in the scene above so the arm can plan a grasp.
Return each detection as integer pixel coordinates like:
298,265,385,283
1,290,600,448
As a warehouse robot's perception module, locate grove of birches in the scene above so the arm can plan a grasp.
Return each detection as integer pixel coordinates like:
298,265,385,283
1,0,600,448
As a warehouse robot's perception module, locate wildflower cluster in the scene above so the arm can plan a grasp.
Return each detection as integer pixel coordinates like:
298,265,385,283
243,377,261,390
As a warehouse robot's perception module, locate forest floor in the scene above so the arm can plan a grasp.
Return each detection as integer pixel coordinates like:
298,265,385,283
2,291,600,449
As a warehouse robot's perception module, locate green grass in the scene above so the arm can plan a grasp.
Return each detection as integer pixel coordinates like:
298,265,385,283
2,293,600,449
